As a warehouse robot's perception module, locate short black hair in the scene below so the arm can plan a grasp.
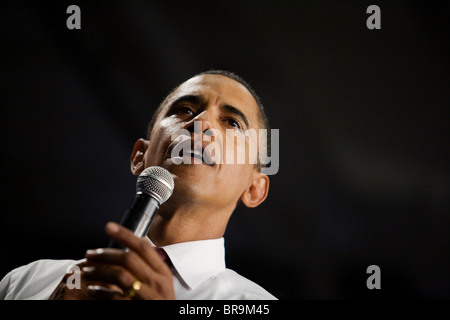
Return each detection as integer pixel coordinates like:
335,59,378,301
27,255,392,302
146,70,271,170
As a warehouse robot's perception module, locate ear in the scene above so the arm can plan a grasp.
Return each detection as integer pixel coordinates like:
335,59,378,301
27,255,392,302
130,138,149,176
240,171,270,208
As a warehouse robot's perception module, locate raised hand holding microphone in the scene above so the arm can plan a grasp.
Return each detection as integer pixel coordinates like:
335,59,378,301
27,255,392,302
81,221,176,300
50,167,176,300
83,166,175,299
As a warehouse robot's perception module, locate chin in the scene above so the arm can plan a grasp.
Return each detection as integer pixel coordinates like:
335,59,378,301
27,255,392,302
165,174,209,206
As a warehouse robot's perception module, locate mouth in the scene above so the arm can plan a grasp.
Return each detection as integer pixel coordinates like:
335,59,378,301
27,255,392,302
182,148,214,166
167,136,216,167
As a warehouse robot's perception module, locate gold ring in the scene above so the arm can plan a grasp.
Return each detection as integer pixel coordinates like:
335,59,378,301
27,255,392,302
126,280,142,298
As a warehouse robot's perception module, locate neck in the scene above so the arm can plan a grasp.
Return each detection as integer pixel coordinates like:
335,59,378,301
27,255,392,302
147,199,234,247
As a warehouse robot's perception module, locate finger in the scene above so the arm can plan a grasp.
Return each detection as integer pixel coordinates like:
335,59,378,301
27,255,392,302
88,282,164,300
82,264,136,294
84,266,167,300
88,285,128,300
104,222,171,276
76,259,88,268
85,248,154,282
131,281,169,300
50,260,95,300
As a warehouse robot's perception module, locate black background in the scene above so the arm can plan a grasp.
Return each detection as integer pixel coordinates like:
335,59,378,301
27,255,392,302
1,1,449,299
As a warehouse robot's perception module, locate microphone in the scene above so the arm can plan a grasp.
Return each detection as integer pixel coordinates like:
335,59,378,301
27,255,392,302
109,166,174,249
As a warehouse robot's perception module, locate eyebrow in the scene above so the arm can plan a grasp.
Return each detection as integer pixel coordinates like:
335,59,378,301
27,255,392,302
169,94,250,129
221,104,249,129
169,94,204,108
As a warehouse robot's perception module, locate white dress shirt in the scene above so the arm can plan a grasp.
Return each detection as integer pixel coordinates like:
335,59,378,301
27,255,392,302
0,237,276,300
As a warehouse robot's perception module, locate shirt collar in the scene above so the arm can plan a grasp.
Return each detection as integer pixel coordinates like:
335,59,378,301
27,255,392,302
147,237,226,290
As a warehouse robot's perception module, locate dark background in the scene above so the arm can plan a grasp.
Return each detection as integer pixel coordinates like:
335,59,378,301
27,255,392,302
1,1,449,299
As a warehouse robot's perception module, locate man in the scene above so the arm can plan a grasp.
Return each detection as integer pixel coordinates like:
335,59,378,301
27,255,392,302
0,70,276,300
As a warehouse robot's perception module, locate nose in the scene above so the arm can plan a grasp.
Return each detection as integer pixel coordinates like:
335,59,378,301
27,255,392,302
186,110,214,136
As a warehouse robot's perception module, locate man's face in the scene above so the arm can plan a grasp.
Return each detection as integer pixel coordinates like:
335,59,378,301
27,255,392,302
141,74,264,209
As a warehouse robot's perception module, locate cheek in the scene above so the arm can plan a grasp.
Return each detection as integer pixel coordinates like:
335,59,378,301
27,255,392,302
145,118,179,166
216,164,253,199
222,132,258,165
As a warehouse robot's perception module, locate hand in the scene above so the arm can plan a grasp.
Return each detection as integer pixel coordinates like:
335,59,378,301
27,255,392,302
50,222,175,300
48,259,92,300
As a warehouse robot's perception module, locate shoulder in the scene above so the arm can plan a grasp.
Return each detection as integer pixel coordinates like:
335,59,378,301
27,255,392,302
0,259,80,300
212,268,277,300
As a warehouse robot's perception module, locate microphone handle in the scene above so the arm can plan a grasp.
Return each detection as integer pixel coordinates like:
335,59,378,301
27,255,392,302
108,192,159,249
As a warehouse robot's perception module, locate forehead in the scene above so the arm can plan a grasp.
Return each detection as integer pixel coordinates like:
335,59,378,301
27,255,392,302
164,74,260,127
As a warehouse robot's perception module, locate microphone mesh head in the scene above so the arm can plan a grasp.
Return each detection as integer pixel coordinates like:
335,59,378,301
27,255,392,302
136,166,174,205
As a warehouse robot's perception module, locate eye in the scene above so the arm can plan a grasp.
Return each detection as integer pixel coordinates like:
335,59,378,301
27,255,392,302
226,118,242,130
177,105,194,115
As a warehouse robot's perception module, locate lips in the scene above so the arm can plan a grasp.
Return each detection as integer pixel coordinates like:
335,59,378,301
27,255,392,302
167,135,216,166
